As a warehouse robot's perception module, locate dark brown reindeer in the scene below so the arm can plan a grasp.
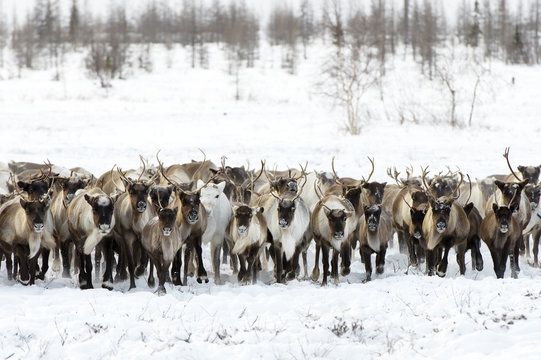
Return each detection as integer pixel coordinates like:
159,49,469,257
481,195,521,279
421,171,470,277
357,203,393,282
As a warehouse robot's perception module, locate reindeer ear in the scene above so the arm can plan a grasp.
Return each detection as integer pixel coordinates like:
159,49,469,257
518,165,525,172
492,203,498,213
167,185,175,194
381,182,387,188
362,182,370,189
345,210,354,218
494,180,505,190
17,181,30,192
323,207,331,217
519,180,528,190
463,202,474,215
110,193,120,204
217,181,226,193
84,194,93,205
259,207,264,213
19,198,28,209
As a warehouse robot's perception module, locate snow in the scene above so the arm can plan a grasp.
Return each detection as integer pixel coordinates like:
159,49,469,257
1,4,541,357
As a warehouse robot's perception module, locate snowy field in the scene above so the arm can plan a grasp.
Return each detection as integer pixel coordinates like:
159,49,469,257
1,12,541,358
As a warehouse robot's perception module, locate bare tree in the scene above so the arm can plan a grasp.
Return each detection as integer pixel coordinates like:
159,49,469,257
320,1,380,135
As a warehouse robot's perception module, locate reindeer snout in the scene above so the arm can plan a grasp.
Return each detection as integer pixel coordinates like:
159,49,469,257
136,201,147,213
413,231,422,239
287,182,298,193
436,221,447,233
279,219,289,228
531,202,538,211
65,193,75,204
99,224,111,233
34,223,44,233
238,225,248,234
188,211,199,224
334,231,344,240
500,224,509,233
162,227,172,236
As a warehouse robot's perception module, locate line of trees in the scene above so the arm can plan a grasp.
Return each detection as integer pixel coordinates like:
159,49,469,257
2,1,541,78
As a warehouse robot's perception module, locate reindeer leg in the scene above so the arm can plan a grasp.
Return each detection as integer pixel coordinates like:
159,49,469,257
183,246,191,285
101,237,114,290
147,259,155,288
376,245,387,275
135,242,148,277
222,239,229,265
340,239,352,276
171,249,182,286
286,249,300,281
321,244,330,286
426,249,436,276
331,248,340,284
15,245,29,285
533,230,541,268
237,254,247,283
94,243,102,278
123,242,137,290
406,235,419,267
194,237,208,284
436,244,451,277
456,243,466,276
398,230,409,255
28,253,38,286
311,242,321,282
302,249,308,279
60,241,72,278
5,251,12,281
211,240,222,285
156,260,166,296
274,243,283,284
524,233,531,259
78,250,87,289
52,239,61,272
361,249,372,282
85,254,93,289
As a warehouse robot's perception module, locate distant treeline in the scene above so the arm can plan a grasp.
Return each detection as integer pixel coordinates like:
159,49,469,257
0,0,539,80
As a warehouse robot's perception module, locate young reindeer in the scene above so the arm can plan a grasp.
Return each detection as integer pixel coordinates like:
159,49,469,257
310,182,356,285
258,168,310,283
0,191,56,285
421,171,470,277
357,203,393,282
481,193,521,278
67,188,116,289
141,201,184,295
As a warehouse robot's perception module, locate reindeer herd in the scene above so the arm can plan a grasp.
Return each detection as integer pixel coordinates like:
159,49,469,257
0,148,539,295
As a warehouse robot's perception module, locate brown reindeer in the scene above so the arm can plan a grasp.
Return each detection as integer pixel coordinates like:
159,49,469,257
141,206,184,295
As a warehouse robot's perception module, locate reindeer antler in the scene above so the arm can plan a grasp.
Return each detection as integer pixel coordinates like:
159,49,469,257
117,167,134,187
451,172,464,200
137,155,147,182
387,167,402,186
361,157,375,183
331,157,344,186
465,174,472,205
313,179,333,212
291,166,308,202
503,147,522,181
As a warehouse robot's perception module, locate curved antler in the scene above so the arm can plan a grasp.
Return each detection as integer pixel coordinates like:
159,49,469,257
331,157,344,186
156,151,180,188
451,172,464,200
361,157,375,183
503,147,522,181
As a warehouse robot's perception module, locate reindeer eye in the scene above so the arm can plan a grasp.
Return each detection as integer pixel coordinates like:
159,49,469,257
215,195,219,199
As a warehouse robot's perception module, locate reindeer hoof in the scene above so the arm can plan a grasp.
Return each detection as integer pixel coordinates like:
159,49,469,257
135,266,146,278
436,270,446,277
102,281,113,291
214,277,222,285
310,269,320,282
321,280,327,286
147,278,155,288
286,271,296,281
340,267,351,276
476,262,484,271
17,277,30,286
52,258,61,272
362,276,371,283
155,287,166,296
511,272,518,279
376,265,385,274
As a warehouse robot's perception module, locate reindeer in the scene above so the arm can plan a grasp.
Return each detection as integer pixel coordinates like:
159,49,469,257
310,181,356,285
226,205,267,284
0,192,55,285
357,203,393,282
113,165,159,288
258,170,310,283
421,171,470,277
141,206,183,295
67,188,116,289
50,175,91,278
158,155,216,285
481,199,521,278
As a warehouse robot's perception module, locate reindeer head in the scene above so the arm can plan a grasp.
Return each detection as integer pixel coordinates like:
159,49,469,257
199,180,226,215
177,190,202,225
362,181,386,205
85,194,115,234
17,178,54,202
149,185,174,213
233,205,263,235
410,207,427,240
494,180,527,212
20,198,50,233
524,183,541,211
324,207,353,240
517,165,541,184
118,165,159,213
58,177,90,206
158,207,178,237
363,205,382,233
492,203,517,234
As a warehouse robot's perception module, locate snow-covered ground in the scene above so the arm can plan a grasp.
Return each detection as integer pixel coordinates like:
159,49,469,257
1,34,541,359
